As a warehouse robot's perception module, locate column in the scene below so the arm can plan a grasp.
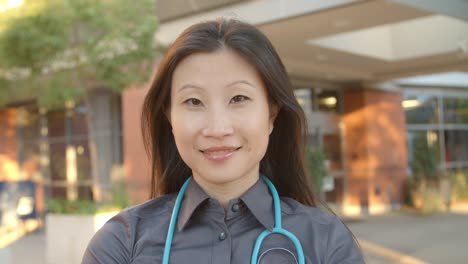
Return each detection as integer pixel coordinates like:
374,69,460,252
342,87,408,215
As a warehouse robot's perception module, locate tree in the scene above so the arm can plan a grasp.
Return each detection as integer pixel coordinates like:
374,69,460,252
411,132,441,189
0,0,159,203
307,146,328,196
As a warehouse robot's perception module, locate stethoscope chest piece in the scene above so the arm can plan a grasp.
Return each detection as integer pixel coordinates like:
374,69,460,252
257,247,299,264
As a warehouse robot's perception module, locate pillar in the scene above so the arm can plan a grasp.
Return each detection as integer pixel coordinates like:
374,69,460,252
122,86,151,204
342,88,408,215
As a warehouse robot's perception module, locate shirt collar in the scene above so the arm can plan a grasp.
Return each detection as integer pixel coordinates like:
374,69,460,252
177,177,275,231
177,178,210,231
240,178,275,230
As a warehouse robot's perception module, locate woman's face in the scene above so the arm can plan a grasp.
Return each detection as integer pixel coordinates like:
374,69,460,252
170,49,275,187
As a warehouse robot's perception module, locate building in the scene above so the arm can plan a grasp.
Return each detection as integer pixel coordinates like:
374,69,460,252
1,0,467,218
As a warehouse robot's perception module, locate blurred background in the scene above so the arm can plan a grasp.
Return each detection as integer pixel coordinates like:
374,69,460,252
0,0,467,263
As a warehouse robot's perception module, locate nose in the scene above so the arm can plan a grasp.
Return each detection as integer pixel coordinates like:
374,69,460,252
201,108,234,138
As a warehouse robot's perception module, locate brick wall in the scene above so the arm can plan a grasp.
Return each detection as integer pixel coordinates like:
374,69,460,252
343,88,408,215
0,108,20,181
122,86,152,204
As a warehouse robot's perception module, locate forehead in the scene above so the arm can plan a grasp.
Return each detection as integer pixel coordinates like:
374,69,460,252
171,49,264,90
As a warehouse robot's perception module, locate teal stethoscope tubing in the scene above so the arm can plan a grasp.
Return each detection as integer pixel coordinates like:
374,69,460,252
162,175,305,264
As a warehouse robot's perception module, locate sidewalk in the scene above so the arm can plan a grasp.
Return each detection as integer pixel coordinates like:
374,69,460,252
0,228,46,264
2,211,467,264
345,211,468,264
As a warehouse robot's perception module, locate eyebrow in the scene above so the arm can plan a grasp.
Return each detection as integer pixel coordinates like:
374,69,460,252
226,80,256,89
177,80,256,93
177,84,203,93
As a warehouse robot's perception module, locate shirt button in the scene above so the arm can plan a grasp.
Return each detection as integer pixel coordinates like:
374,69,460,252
231,203,240,212
218,232,227,241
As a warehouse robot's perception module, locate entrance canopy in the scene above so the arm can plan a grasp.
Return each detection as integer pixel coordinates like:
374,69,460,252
156,0,468,86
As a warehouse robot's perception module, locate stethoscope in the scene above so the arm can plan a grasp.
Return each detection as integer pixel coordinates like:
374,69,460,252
162,174,305,264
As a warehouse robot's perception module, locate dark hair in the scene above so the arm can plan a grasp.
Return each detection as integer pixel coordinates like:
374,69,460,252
141,18,317,206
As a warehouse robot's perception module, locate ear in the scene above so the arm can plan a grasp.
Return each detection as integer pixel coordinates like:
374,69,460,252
268,103,279,135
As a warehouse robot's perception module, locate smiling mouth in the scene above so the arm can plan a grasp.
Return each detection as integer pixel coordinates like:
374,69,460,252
200,146,242,161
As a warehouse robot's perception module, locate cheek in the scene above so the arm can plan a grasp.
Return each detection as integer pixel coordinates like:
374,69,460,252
238,110,271,150
170,110,200,152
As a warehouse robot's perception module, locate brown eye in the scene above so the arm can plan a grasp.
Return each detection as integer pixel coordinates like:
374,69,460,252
230,95,249,104
185,98,203,106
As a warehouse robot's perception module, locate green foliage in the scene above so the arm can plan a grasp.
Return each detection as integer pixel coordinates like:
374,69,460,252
450,169,468,202
0,0,159,107
0,78,8,105
418,188,446,214
409,185,447,214
46,175,129,214
111,183,129,210
47,199,97,214
36,72,84,108
47,185,128,214
0,2,69,70
411,133,440,181
307,146,328,193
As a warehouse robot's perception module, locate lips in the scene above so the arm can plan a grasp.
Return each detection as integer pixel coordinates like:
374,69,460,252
200,146,241,161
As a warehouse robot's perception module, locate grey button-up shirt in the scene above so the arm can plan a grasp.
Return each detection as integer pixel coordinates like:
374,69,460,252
83,178,364,263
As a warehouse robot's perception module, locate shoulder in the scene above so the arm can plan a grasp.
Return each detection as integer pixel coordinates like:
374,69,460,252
82,193,177,264
280,197,364,263
125,192,177,219
100,192,177,235
280,196,336,225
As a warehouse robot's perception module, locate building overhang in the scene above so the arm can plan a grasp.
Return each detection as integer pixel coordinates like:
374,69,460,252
155,0,468,88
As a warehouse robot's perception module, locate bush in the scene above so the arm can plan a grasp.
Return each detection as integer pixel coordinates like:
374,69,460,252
306,146,327,193
47,183,128,214
451,170,468,203
411,188,446,214
47,198,125,214
420,189,446,214
47,199,97,214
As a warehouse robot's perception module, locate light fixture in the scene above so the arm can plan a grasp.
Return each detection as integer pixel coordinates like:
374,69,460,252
320,96,337,107
77,146,85,155
402,99,421,109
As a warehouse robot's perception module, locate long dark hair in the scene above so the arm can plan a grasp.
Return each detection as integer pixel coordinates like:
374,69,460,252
141,18,317,206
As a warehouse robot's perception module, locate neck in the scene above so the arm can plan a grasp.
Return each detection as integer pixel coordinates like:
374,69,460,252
193,170,260,211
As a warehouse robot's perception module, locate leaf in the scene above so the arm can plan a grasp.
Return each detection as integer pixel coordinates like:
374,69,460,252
0,78,9,106
307,146,328,192
37,73,84,109
0,3,70,70
0,0,159,105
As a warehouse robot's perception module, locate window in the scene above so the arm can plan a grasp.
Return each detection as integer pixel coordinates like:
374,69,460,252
407,130,441,174
16,105,41,177
404,94,439,124
405,90,468,176
443,98,468,124
444,130,468,163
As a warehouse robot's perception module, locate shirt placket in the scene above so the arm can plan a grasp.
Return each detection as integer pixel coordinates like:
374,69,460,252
207,199,232,264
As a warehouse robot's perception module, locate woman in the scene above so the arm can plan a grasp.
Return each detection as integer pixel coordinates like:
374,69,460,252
83,18,364,264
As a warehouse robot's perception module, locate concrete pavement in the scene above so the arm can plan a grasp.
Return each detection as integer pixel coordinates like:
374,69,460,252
1,211,467,263
0,229,45,264
346,212,468,264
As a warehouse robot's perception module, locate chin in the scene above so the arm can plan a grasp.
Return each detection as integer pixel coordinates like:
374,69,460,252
192,167,244,183
200,172,242,184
